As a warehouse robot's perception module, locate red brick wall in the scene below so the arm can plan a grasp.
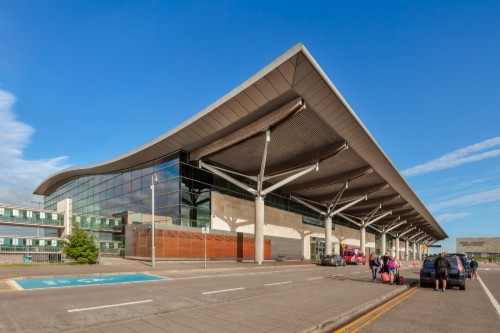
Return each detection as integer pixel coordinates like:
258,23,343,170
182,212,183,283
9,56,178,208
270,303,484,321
132,229,271,260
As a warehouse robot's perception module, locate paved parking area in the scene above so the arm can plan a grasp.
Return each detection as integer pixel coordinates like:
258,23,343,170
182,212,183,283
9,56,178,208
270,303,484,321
11,273,167,290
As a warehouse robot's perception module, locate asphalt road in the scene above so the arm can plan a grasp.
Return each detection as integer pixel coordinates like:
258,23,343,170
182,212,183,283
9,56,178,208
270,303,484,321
344,265,500,333
1,263,387,332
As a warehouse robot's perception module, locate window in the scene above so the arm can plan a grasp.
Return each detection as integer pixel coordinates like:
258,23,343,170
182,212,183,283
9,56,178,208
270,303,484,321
0,208,4,216
39,239,45,246
52,213,58,220
27,211,33,218
0,238,4,245
13,209,19,217
26,239,33,246
12,238,19,245
40,212,46,219
51,240,57,246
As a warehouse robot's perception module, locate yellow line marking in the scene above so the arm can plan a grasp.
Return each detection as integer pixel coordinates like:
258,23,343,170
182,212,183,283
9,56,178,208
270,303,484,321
350,288,419,332
335,287,419,333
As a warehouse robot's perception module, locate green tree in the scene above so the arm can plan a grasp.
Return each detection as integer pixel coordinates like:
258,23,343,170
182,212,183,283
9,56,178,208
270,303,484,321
62,223,98,264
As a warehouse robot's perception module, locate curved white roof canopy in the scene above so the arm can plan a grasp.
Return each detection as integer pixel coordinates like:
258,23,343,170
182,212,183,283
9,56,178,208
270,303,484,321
34,43,447,240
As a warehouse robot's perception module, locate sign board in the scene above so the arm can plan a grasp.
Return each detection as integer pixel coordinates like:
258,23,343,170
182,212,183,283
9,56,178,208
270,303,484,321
421,244,427,250
201,227,210,234
341,243,346,249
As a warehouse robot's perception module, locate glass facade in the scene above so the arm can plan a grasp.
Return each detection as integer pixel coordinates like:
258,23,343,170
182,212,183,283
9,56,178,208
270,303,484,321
44,151,334,230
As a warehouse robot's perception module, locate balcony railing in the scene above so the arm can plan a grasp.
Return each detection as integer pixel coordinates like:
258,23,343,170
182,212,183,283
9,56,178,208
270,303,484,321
0,215,64,227
0,245,61,253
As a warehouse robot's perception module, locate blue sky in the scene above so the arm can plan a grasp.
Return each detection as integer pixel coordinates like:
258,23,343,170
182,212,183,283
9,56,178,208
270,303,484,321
0,1,499,252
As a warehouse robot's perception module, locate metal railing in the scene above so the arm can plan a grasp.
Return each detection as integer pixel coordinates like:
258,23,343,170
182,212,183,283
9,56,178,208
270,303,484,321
0,246,61,252
0,251,64,263
0,215,64,227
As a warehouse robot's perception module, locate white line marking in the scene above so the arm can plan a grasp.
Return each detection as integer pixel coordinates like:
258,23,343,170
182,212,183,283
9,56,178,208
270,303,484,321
352,272,360,274
8,280,23,290
172,267,318,281
333,273,344,276
308,277,324,280
478,276,500,318
265,281,291,286
68,300,153,312
202,287,245,295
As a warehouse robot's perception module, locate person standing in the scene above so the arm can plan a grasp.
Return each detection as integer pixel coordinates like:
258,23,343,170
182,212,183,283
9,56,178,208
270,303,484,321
369,253,381,282
381,251,390,273
470,256,479,279
434,252,451,292
387,255,398,285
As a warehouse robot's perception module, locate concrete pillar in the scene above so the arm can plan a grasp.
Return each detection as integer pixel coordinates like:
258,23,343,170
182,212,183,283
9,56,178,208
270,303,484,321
57,198,73,237
325,217,332,256
381,233,386,255
255,197,265,264
360,227,366,255
406,239,410,260
395,237,400,261
412,242,417,260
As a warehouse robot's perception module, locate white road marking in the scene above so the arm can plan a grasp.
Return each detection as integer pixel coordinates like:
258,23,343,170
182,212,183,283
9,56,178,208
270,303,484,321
265,281,291,286
174,267,317,281
202,287,245,295
68,300,153,312
308,277,324,281
333,274,344,276
352,272,360,274
8,280,23,290
478,276,500,318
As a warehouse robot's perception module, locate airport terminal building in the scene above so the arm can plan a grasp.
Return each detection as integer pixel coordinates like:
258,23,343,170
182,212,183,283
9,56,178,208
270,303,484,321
457,238,500,259
2,44,447,263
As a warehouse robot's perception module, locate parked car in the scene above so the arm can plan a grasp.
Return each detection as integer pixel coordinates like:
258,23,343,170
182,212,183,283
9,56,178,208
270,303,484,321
321,254,346,267
420,255,466,290
276,254,287,262
342,248,366,265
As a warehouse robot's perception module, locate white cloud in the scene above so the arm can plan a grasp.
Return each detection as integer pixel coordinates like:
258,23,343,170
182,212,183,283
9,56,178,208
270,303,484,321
0,90,69,207
435,212,471,223
429,187,500,212
402,137,500,177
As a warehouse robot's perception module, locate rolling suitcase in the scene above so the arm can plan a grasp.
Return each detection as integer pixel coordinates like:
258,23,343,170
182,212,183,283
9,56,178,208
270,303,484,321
398,275,405,285
381,272,390,283
396,269,405,285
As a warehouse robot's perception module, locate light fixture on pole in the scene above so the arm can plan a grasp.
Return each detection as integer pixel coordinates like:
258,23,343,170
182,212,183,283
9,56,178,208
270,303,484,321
151,173,159,267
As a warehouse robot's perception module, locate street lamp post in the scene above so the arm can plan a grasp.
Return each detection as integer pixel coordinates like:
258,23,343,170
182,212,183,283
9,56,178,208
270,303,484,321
151,173,159,267
202,226,210,269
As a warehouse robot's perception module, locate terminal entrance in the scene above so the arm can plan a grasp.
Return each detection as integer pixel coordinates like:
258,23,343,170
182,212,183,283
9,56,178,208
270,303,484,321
311,238,325,260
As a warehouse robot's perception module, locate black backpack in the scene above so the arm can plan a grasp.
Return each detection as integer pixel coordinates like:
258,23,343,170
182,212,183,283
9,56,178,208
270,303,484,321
436,257,448,270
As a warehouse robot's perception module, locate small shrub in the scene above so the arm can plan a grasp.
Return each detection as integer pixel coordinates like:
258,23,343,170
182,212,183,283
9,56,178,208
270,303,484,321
62,223,98,264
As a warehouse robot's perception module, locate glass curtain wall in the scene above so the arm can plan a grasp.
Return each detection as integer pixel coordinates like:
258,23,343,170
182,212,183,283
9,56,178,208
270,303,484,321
44,150,355,231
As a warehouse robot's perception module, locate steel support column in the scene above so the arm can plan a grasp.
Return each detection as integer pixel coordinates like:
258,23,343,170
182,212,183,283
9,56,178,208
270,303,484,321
360,227,366,255
291,192,366,257
381,232,387,256
199,130,318,265
325,217,332,256
395,237,400,261
255,197,265,264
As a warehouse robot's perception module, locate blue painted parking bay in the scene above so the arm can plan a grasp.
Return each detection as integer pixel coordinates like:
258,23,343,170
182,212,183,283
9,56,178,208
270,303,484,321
11,273,168,290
